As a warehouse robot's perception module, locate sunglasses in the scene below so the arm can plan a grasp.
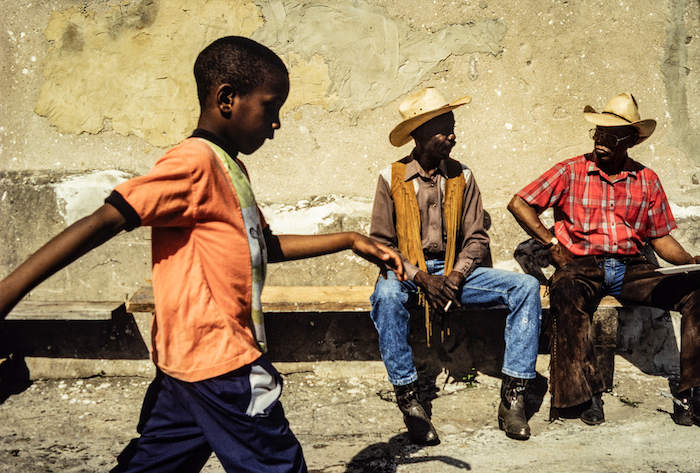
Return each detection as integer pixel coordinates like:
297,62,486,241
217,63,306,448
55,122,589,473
589,128,635,147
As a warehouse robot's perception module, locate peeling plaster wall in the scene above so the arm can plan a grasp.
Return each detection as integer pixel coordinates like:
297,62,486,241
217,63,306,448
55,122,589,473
2,0,700,309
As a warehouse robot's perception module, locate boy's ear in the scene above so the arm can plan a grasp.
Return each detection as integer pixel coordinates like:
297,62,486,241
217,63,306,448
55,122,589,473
215,84,235,118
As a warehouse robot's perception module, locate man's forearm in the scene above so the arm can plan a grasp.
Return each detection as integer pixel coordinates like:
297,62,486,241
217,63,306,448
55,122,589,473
650,235,699,265
507,195,554,244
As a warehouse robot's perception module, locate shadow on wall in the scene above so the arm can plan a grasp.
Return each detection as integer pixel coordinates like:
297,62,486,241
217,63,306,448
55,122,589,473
0,305,151,403
0,306,149,362
264,308,514,379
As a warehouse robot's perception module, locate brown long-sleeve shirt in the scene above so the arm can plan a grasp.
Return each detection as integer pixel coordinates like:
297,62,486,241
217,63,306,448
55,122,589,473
369,154,491,281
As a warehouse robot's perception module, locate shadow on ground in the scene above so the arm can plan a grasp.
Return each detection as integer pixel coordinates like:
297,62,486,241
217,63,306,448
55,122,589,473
340,434,471,472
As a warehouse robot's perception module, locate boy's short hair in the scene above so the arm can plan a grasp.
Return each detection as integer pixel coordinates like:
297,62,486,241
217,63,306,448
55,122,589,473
194,36,288,108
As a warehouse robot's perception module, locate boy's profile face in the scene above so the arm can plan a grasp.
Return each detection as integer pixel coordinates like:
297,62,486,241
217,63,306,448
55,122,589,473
227,75,290,155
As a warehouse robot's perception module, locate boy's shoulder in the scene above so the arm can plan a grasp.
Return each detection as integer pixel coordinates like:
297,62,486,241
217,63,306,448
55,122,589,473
155,136,220,171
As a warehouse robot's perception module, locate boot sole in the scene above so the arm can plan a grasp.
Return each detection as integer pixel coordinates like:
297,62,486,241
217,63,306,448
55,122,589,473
409,435,441,446
580,416,605,426
671,411,693,426
498,416,530,440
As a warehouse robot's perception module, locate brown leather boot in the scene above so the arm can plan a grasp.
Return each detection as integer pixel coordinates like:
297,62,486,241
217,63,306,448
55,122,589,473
394,382,439,445
498,375,531,440
580,392,605,425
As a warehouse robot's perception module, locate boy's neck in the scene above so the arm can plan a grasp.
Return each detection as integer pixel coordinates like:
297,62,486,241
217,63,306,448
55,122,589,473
195,109,241,157
191,128,240,160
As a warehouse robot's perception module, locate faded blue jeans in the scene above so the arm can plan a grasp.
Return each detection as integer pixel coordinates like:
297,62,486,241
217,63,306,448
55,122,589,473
370,260,542,386
599,257,626,297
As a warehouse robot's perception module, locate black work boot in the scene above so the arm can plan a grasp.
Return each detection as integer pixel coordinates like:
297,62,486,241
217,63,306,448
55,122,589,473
394,382,439,445
580,392,605,425
498,375,531,440
672,387,700,426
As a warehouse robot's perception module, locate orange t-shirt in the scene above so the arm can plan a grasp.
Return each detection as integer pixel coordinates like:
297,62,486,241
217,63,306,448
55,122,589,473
114,137,263,382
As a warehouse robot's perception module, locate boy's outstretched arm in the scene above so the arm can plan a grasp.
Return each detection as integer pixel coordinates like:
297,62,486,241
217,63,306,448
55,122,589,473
0,203,127,321
266,231,406,281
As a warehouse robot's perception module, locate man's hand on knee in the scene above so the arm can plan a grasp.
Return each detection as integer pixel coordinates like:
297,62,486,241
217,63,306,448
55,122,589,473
414,271,461,312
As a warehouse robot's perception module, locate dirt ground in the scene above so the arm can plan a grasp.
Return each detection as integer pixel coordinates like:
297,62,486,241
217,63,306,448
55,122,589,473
0,356,699,473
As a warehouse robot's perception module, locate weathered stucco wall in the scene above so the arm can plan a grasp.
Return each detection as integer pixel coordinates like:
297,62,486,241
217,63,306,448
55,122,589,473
2,0,700,303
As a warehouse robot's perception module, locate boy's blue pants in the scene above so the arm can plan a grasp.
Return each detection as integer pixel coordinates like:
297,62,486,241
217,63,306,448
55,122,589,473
111,356,307,473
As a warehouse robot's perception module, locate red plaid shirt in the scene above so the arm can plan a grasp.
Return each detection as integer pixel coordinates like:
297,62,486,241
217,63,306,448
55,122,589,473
517,154,676,256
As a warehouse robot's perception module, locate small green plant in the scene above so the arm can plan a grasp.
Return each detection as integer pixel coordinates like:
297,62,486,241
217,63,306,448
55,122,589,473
620,396,641,408
460,369,478,388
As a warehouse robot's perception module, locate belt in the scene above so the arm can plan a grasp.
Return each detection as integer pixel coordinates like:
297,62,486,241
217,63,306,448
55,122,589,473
424,251,446,261
593,253,642,264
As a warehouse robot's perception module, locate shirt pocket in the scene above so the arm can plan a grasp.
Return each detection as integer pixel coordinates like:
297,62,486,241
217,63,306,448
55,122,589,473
620,192,648,231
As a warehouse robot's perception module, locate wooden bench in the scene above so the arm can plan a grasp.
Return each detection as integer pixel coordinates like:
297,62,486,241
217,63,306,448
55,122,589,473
126,284,622,314
1,300,147,381
126,285,622,386
126,285,382,313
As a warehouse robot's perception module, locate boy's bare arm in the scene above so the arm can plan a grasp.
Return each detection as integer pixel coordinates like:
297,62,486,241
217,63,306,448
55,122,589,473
0,204,127,321
266,232,406,280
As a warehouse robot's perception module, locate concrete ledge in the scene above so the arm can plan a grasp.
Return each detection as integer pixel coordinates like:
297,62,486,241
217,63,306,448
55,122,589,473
23,357,156,380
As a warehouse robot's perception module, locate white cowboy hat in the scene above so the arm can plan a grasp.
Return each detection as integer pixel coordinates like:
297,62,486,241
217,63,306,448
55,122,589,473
583,93,656,145
389,87,471,147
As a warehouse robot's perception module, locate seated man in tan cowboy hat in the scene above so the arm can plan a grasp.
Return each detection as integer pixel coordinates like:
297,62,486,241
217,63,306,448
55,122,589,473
369,87,543,444
509,92,700,426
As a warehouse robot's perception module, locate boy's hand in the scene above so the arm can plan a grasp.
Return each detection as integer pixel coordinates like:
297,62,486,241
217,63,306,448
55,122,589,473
350,235,406,281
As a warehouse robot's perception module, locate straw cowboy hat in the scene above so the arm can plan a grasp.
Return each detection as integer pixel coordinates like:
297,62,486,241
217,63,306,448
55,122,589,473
389,87,471,147
583,93,656,145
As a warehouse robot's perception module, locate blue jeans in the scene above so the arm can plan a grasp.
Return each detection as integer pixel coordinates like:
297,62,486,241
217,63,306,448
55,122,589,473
600,257,626,297
370,260,542,386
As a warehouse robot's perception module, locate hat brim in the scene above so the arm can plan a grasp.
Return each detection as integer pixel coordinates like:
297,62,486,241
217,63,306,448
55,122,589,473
583,105,657,145
389,96,471,147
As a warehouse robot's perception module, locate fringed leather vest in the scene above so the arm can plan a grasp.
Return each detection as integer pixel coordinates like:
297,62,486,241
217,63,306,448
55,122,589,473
390,157,467,346
390,158,466,274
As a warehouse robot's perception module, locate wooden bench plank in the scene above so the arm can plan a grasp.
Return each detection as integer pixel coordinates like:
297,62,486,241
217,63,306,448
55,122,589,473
539,287,622,309
126,285,623,314
6,301,121,321
127,286,376,313
125,286,157,313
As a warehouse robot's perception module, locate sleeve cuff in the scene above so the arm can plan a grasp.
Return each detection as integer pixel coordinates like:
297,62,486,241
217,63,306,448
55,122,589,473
453,260,474,278
405,262,420,282
105,190,141,231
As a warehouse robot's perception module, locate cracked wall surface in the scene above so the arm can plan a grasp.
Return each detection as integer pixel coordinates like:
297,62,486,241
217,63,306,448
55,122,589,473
33,0,263,147
663,0,700,167
32,0,507,145
2,0,700,303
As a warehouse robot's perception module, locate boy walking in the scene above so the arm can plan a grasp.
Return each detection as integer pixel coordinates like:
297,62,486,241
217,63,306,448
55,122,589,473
0,36,404,472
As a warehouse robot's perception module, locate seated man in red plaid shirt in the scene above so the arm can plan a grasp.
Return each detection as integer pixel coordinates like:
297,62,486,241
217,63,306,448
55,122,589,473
508,92,700,427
